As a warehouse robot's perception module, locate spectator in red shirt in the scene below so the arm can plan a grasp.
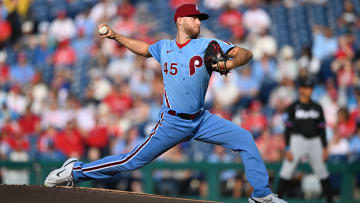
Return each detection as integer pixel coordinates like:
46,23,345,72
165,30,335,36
55,121,84,158
17,106,41,157
219,4,244,38
85,117,109,154
117,0,135,19
0,16,11,48
7,132,30,153
103,83,132,116
241,100,267,139
255,128,285,163
18,106,40,136
52,39,77,68
336,107,356,139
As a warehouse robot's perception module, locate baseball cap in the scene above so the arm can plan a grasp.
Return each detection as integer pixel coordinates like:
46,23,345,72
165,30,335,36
174,4,209,23
298,77,314,88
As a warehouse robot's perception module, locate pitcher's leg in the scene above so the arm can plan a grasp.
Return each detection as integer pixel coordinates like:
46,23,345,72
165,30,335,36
194,111,271,198
73,113,188,182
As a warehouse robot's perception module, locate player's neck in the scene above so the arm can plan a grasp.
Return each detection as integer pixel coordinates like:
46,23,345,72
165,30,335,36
176,32,191,44
299,96,310,104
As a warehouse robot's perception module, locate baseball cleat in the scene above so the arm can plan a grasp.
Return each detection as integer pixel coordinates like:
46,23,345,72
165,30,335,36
248,193,288,203
44,158,78,187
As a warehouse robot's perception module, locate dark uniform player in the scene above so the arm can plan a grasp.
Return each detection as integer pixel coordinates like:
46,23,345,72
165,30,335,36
277,78,334,203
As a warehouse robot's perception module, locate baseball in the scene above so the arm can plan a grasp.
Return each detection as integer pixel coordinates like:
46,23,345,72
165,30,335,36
98,26,109,35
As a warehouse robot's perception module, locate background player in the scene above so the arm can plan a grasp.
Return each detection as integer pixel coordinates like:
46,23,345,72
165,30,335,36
277,78,334,203
44,4,287,203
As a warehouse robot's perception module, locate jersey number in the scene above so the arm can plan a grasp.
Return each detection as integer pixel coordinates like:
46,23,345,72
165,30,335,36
163,62,178,75
163,56,203,76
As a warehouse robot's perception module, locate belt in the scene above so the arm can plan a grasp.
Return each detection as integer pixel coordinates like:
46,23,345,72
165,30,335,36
167,110,202,120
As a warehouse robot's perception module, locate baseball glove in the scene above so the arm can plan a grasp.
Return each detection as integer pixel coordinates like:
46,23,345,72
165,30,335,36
204,40,229,75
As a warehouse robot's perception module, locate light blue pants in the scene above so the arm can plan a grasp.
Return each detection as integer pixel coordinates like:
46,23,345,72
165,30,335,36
72,109,272,197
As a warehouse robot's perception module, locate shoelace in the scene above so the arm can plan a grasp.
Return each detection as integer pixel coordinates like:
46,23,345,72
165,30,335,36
65,176,74,187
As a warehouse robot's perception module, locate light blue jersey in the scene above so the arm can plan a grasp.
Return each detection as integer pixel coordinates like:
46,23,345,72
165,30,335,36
72,37,272,199
149,38,234,113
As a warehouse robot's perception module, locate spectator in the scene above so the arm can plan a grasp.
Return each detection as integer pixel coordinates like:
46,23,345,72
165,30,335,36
70,98,95,133
332,59,357,88
255,128,285,162
236,67,259,108
85,116,109,155
252,31,277,60
71,27,93,64
219,4,244,39
336,108,356,139
112,127,142,155
328,128,350,163
251,52,277,104
10,52,35,85
334,33,356,61
212,73,240,110
0,51,9,86
6,85,28,118
17,106,41,137
320,81,340,128
103,83,132,116
241,100,267,139
33,34,52,72
41,101,72,129
0,14,11,48
338,1,359,32
243,0,271,36
89,0,117,23
54,121,84,158
312,25,338,61
29,73,49,114
37,126,65,161
276,46,297,82
3,0,31,17
210,99,232,121
113,0,141,37
75,8,96,38
269,78,296,111
49,10,76,42
52,39,77,68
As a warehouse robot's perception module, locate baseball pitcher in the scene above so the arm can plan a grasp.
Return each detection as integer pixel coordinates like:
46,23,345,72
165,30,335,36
44,4,286,203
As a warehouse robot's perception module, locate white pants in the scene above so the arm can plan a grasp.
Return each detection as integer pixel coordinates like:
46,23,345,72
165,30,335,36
279,135,329,180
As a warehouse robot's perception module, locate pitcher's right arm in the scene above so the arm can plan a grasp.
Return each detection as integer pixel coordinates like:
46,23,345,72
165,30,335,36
98,24,152,58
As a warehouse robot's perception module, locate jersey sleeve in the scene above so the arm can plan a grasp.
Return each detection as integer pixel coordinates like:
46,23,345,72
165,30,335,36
148,40,164,63
284,103,295,148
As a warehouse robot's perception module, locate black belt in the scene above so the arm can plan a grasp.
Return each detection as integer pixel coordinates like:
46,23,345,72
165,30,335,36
167,110,202,120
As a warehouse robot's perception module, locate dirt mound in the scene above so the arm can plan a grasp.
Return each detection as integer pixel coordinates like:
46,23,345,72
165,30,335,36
0,185,219,203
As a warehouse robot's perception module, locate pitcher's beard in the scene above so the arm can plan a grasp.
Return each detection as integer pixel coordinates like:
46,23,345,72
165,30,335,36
185,26,200,39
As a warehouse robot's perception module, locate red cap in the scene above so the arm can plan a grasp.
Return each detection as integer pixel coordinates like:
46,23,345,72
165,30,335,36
174,4,209,23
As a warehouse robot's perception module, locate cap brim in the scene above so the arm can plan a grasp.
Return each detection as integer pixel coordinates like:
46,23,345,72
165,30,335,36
189,13,209,21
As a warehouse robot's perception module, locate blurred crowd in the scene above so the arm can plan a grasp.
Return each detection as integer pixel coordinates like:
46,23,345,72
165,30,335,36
0,0,360,199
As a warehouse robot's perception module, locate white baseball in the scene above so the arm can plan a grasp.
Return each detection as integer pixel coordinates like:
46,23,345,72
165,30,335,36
98,26,109,35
